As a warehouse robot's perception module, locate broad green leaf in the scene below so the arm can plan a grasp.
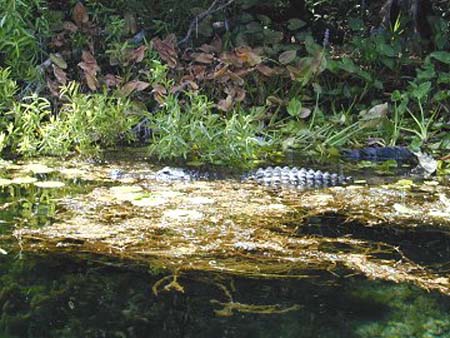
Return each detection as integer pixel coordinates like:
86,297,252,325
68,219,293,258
262,29,283,44
49,53,68,69
245,21,263,34
287,18,306,31
279,50,297,65
348,17,364,31
287,97,302,117
437,72,450,84
429,51,450,65
411,81,431,100
377,43,396,57
416,63,436,81
256,15,271,26
381,57,395,70
359,103,389,128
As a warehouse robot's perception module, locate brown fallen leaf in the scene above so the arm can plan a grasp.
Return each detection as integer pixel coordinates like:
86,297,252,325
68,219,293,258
151,35,178,68
47,79,60,97
73,2,89,27
126,45,147,64
234,87,246,102
85,73,98,91
211,64,229,80
227,71,244,86
78,50,100,91
50,32,66,48
224,86,246,102
220,51,243,67
217,95,233,112
235,46,262,66
210,36,223,53
63,21,78,33
124,13,137,34
120,80,150,96
198,44,216,54
256,64,277,77
234,67,253,78
152,84,167,105
191,52,215,64
52,65,67,85
171,78,199,93
191,65,207,80
104,74,122,88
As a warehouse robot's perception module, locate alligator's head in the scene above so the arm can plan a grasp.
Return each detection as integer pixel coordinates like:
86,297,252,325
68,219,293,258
155,166,192,181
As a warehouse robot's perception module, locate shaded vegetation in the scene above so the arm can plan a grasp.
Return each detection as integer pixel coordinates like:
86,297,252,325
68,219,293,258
1,3,450,336
0,0,450,167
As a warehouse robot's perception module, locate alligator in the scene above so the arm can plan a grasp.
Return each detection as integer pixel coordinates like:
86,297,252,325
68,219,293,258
110,166,352,188
245,166,351,187
342,146,415,161
342,146,437,176
109,147,437,188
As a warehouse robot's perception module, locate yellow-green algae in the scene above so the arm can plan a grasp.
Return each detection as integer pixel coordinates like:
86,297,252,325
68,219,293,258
8,158,450,297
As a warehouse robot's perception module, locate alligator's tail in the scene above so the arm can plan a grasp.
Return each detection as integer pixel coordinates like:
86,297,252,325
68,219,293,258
342,146,415,161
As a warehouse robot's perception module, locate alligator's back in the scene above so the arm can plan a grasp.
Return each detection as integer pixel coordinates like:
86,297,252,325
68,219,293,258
111,165,351,188
342,146,415,161
243,166,351,188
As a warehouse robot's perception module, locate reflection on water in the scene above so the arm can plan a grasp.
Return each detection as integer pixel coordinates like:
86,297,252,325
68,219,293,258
1,253,449,338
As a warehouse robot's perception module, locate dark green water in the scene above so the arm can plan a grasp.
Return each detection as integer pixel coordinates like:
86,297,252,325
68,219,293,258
1,159,450,338
1,252,450,338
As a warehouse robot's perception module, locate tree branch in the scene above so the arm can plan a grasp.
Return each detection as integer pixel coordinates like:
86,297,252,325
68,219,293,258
178,0,235,46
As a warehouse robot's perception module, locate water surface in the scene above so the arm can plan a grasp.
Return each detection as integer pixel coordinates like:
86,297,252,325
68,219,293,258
0,156,449,337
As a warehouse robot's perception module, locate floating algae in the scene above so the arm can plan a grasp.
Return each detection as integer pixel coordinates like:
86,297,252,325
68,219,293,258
5,158,449,297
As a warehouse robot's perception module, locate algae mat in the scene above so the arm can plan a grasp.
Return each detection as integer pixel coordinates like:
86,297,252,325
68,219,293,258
2,158,449,296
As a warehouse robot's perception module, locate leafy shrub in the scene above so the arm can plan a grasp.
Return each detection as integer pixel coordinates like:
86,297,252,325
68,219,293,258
6,94,51,156
2,82,139,157
39,82,139,156
0,67,17,112
148,93,271,166
0,0,46,81
0,67,18,153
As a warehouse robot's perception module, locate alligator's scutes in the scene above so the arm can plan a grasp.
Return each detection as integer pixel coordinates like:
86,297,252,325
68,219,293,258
243,166,351,188
110,166,351,188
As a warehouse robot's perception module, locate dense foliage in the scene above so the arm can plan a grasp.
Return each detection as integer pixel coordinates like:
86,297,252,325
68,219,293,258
0,0,449,167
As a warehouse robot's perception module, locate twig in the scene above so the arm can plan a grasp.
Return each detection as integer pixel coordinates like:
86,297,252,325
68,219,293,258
178,0,235,46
